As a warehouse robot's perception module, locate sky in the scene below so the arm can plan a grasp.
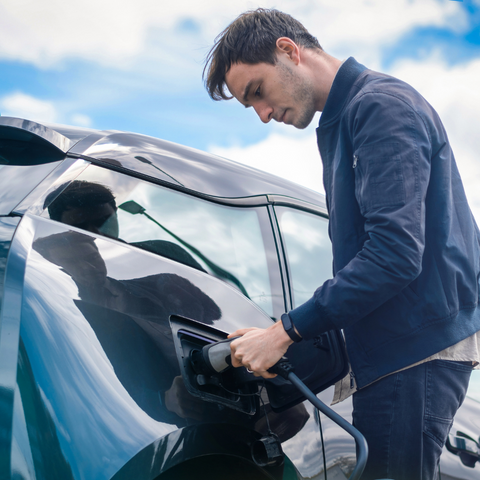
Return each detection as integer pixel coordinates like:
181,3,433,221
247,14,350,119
0,0,479,222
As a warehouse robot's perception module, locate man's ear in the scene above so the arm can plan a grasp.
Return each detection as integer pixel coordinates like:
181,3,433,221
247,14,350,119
275,37,301,65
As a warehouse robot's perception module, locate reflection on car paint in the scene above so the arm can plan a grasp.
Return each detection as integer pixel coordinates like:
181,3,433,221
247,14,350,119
0,217,20,310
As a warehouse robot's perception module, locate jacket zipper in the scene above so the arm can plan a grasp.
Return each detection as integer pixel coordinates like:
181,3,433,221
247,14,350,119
350,371,356,389
353,155,358,169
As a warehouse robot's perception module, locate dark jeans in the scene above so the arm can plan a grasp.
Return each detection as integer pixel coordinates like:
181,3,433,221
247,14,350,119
352,359,473,480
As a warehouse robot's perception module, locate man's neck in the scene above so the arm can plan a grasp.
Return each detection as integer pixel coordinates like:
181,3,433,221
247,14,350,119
303,50,342,112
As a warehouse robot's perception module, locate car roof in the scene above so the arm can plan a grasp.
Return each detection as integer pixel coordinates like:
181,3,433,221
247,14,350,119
0,116,326,213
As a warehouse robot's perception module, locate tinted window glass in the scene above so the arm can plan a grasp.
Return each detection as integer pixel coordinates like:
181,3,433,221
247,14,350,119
275,207,332,307
0,127,66,166
44,165,282,317
0,163,62,216
0,126,68,215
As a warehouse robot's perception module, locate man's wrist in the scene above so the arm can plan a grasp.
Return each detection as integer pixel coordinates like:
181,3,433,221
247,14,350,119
281,313,303,343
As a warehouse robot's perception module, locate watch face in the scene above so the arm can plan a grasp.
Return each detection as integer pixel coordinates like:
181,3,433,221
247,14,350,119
281,313,292,330
281,314,301,342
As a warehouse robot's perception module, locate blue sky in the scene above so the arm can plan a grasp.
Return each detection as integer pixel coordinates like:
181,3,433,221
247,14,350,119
1,0,480,219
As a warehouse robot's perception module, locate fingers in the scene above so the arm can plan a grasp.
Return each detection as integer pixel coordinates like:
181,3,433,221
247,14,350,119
243,364,277,379
229,331,252,368
229,331,256,368
227,327,259,338
228,328,281,377
230,353,243,368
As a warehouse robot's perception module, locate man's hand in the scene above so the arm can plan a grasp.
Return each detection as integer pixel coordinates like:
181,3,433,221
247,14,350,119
228,321,294,379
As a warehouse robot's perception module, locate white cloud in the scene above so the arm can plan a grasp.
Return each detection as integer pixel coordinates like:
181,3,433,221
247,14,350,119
389,56,480,222
0,92,58,123
70,113,93,128
0,0,467,68
209,120,324,193
0,92,94,128
295,0,467,68
0,0,146,68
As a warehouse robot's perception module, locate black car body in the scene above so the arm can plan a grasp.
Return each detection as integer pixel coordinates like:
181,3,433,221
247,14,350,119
0,116,479,479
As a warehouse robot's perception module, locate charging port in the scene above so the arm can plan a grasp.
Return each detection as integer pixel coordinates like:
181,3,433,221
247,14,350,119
170,316,258,415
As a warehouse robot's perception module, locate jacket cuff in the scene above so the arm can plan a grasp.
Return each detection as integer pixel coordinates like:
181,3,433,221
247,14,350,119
288,296,336,340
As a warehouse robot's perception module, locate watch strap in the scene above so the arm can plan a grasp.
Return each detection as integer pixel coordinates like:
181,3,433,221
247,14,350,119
281,313,303,343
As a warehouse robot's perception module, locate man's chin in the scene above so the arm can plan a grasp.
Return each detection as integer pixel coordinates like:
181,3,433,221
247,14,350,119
292,112,316,130
293,119,313,130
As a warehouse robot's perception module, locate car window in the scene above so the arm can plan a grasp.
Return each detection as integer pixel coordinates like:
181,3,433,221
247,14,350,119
42,165,282,318
0,125,66,215
0,163,62,216
275,207,332,308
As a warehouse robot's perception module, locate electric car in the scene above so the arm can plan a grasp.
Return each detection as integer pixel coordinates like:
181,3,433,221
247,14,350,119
1,116,479,480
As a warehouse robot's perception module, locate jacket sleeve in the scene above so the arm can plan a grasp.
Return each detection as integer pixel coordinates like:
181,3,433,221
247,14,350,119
289,91,433,339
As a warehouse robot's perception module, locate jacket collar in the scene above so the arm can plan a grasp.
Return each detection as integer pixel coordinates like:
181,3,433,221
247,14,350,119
319,57,367,127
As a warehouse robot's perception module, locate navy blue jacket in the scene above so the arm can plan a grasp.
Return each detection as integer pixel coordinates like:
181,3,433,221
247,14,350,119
289,57,480,388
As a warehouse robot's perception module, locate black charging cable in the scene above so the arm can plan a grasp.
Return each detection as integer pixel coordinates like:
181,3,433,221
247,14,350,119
269,360,368,480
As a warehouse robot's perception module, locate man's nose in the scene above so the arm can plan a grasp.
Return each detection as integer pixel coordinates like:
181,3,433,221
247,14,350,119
254,102,273,124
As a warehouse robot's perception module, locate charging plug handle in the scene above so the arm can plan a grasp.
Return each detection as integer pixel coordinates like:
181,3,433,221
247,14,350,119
191,338,236,375
193,337,295,378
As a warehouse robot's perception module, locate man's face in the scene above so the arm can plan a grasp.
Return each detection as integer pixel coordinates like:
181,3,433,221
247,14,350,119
60,202,119,239
225,56,317,129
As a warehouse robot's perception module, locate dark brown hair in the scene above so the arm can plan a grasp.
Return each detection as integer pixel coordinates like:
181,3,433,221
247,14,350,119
45,181,116,222
203,8,322,101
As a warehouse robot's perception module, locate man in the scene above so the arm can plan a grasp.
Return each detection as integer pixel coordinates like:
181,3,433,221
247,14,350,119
203,8,480,480
46,180,120,238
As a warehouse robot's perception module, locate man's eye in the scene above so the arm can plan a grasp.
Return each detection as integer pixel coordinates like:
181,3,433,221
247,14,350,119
255,87,261,97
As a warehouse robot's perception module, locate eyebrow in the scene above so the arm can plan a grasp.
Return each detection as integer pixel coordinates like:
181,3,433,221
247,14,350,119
243,80,253,104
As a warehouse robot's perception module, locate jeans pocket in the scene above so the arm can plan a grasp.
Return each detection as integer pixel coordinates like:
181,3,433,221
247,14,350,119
424,415,454,448
423,360,472,448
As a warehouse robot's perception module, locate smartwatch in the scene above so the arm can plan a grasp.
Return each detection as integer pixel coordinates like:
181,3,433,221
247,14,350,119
281,313,303,343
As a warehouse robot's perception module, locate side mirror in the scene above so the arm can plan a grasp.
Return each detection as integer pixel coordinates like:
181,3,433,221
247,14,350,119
446,433,480,468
